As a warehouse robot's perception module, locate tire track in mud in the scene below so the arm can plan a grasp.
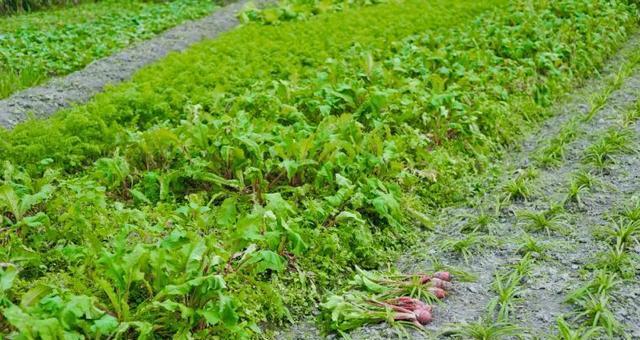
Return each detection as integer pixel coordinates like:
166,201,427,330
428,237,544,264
0,0,265,129
346,31,640,339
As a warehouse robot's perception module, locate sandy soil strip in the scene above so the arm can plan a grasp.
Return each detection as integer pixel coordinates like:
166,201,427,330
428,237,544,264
0,0,259,129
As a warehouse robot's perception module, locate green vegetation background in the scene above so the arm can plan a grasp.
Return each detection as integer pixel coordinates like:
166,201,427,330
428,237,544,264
0,0,638,338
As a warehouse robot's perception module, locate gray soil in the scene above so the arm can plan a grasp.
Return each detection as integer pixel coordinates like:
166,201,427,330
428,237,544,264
280,32,640,340
0,0,266,129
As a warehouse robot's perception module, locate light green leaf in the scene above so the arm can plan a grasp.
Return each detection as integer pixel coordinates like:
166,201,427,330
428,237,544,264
216,197,237,228
245,250,285,273
0,264,18,293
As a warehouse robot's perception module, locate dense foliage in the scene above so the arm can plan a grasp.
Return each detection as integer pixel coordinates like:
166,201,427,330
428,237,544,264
239,0,386,25
0,0,218,98
0,0,638,338
0,0,96,15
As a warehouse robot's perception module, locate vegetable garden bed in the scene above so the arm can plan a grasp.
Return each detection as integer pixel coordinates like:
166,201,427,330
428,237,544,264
0,0,638,338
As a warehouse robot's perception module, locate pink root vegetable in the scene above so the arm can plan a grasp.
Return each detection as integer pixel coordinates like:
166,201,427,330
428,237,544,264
414,309,433,325
430,278,452,290
428,287,447,299
372,297,435,328
419,275,432,284
393,309,432,328
387,297,431,312
382,302,413,314
433,271,452,282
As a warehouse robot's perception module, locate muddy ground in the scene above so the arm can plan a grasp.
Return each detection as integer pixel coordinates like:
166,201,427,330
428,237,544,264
280,32,640,340
0,0,267,129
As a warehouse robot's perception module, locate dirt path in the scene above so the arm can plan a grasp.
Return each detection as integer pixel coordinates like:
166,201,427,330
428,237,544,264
0,0,263,129
278,31,640,340
346,31,640,339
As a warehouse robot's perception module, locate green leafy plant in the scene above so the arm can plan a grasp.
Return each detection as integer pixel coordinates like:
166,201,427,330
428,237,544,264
582,128,636,168
1,0,94,15
592,240,638,279
554,316,603,340
0,0,637,336
516,233,549,258
440,234,496,263
620,197,640,222
534,120,580,167
0,0,219,98
460,209,496,234
487,272,523,321
516,208,566,236
572,293,621,337
239,0,387,25
602,217,640,248
443,316,524,339
563,170,601,207
566,271,621,304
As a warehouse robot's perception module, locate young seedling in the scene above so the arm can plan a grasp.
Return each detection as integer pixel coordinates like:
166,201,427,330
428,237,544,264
607,59,638,97
461,209,495,234
572,293,621,336
503,177,535,202
582,128,635,169
564,170,600,208
487,271,524,322
511,253,535,278
516,233,549,258
571,170,601,190
594,241,637,279
501,167,539,203
516,208,566,236
621,104,640,127
536,143,566,168
604,217,640,248
582,140,614,169
554,316,604,340
566,271,621,304
535,121,580,167
564,182,588,208
440,234,495,263
620,198,640,222
584,88,612,122
442,316,524,339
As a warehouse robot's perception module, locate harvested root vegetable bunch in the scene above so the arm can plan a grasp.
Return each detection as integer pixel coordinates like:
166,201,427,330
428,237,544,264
321,269,458,333
375,297,434,327
350,267,453,302
321,294,435,332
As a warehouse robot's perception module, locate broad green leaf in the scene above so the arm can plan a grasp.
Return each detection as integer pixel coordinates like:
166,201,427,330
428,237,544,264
218,294,239,326
129,189,152,205
216,197,237,228
265,193,295,217
245,250,285,273
20,285,52,309
91,314,119,336
0,264,17,293
0,185,20,220
185,240,207,277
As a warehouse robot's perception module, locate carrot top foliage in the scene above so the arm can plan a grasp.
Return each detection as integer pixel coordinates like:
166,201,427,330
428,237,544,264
0,0,638,338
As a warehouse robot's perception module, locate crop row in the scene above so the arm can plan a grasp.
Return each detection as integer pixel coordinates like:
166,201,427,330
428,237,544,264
0,0,219,98
0,0,638,338
0,0,96,15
